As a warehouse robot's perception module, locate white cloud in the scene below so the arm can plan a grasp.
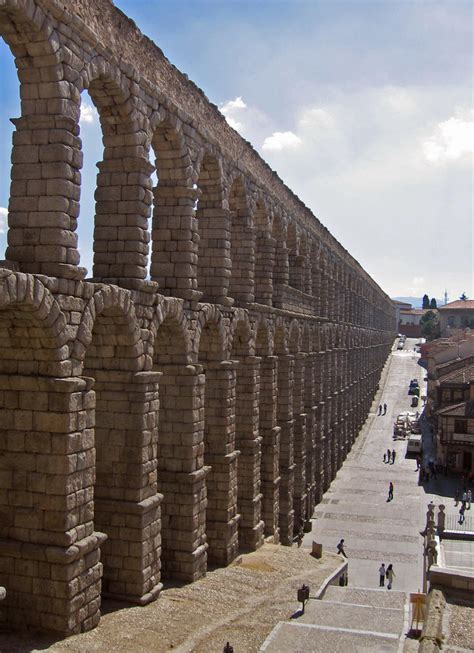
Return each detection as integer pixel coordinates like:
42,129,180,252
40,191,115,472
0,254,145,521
220,96,247,132
300,107,336,129
262,131,302,152
409,277,426,295
423,108,474,163
0,207,7,234
80,102,98,125
380,87,418,115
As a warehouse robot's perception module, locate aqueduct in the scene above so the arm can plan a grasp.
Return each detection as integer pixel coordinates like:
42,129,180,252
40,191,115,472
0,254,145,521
0,0,396,635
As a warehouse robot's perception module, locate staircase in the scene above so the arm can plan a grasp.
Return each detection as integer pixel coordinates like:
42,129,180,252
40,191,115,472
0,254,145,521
261,585,408,652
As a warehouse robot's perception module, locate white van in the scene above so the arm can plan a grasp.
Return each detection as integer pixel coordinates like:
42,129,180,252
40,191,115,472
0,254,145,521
407,434,422,454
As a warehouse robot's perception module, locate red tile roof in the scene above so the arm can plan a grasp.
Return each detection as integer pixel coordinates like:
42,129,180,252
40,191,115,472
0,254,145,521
438,300,474,310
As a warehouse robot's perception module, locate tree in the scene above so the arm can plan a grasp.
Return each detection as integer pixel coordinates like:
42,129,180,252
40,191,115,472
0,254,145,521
460,292,468,301
422,294,430,309
430,297,437,309
420,310,440,341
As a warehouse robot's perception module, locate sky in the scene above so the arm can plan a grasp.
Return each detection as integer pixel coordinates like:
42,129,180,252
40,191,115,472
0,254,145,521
0,0,472,301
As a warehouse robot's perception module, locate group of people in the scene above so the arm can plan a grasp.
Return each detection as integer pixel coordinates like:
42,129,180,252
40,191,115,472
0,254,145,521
455,488,472,525
383,449,396,464
337,540,397,590
377,403,388,415
378,563,396,589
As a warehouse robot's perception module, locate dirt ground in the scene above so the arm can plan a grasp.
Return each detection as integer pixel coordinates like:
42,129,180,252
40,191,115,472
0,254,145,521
0,544,342,653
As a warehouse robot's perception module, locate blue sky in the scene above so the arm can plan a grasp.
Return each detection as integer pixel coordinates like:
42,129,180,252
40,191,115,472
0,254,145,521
0,0,472,300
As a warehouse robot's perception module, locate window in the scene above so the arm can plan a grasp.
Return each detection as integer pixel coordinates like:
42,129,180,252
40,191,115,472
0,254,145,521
454,419,467,434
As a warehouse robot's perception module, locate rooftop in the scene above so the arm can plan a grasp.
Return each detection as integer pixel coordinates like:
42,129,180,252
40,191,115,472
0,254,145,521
439,300,474,311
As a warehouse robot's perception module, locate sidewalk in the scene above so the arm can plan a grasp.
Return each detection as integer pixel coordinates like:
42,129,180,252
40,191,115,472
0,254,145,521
303,338,430,593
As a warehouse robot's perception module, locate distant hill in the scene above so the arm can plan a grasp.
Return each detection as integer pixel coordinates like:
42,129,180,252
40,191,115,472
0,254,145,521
393,296,444,308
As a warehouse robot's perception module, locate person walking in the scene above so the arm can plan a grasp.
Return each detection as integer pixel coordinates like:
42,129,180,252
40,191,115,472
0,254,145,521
416,455,421,471
337,538,347,557
387,482,394,501
378,404,382,416
459,504,466,525
462,491,467,509
383,453,387,463
383,402,387,415
391,449,396,464
387,448,391,463
379,563,386,587
386,564,395,589
468,489,472,509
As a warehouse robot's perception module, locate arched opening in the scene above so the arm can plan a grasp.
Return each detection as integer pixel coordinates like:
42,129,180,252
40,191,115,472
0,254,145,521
196,154,230,302
152,313,206,581
150,120,196,297
288,223,303,291
0,37,18,262
255,322,279,539
80,72,152,281
230,318,263,551
228,178,254,303
272,216,288,308
82,302,161,603
253,201,274,306
198,317,238,565
274,324,295,544
289,322,307,535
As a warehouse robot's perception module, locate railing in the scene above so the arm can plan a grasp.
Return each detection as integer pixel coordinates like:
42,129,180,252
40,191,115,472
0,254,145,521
444,513,473,533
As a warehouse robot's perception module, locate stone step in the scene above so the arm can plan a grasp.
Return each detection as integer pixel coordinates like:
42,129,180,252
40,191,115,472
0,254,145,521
299,598,404,634
323,585,406,609
260,621,401,652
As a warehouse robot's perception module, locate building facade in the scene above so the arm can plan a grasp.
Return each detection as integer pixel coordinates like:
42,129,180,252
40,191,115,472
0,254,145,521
439,300,474,336
0,0,396,636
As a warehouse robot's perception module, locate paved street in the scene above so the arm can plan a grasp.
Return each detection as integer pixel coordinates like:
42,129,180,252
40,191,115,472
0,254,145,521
303,338,429,593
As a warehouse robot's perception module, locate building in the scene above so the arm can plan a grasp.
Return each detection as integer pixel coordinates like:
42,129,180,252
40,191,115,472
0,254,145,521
437,381,474,476
398,307,427,338
438,299,474,336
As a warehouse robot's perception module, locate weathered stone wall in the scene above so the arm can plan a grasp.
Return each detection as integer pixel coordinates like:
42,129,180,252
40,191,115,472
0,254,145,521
0,0,396,635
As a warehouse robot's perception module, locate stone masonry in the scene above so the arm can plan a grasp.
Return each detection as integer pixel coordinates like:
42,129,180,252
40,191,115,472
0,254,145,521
0,0,396,636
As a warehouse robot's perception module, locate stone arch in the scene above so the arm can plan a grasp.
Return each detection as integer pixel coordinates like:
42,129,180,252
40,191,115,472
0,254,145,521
230,312,263,550
78,58,152,280
195,153,230,303
149,114,197,297
151,300,206,581
272,212,288,293
79,286,161,604
74,285,142,371
196,304,238,564
253,199,274,306
228,176,254,303
0,272,68,375
300,235,312,295
255,317,279,539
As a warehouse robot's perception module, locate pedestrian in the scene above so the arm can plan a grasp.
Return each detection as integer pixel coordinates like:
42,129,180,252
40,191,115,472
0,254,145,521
337,538,347,557
383,453,386,463
378,404,382,416
416,455,421,471
468,489,472,509
391,449,396,464
459,504,466,525
386,564,395,589
387,448,391,463
387,482,394,502
455,489,460,506
379,563,386,587
383,402,387,415
462,491,467,509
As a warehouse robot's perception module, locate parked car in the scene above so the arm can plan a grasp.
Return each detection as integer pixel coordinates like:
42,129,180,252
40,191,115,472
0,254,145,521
407,434,422,455
411,396,419,407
